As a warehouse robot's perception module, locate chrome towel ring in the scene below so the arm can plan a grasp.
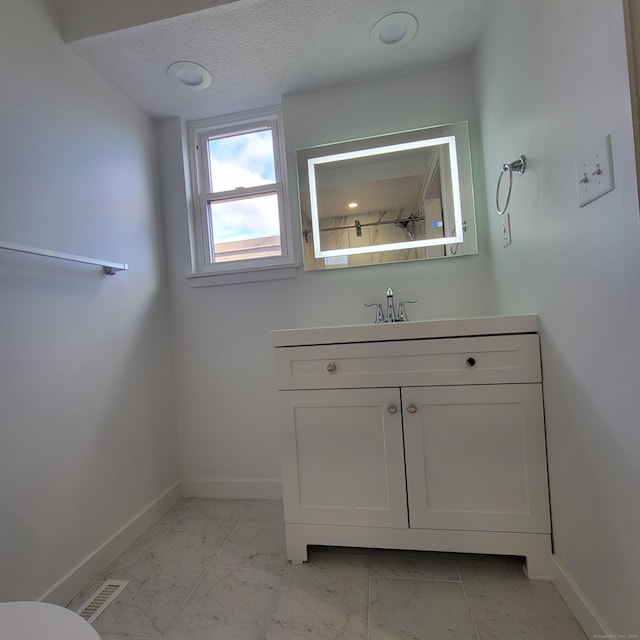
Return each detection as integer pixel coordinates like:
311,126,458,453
496,155,526,215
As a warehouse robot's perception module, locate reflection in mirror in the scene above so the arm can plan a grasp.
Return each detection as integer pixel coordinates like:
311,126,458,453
297,121,477,270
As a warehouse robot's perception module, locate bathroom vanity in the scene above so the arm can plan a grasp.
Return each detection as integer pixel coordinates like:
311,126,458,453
271,315,553,578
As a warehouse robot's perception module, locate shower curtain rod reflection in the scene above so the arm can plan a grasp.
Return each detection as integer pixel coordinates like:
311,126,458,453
317,213,426,233
0,240,128,275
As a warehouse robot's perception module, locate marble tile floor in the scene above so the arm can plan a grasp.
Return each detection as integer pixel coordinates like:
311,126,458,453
66,498,587,640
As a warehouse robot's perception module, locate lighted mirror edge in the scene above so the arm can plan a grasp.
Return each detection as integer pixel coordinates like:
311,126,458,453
308,135,464,258
307,136,454,167
317,234,464,258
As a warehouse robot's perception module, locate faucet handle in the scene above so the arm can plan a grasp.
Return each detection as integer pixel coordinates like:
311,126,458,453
364,302,385,324
397,299,417,322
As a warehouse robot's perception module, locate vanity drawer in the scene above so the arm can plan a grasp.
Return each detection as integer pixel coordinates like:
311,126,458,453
275,334,541,390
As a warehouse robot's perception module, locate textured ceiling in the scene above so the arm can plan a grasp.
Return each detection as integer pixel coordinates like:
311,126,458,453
68,0,492,121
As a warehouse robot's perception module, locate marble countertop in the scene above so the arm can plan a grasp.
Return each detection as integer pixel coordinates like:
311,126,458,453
271,314,539,348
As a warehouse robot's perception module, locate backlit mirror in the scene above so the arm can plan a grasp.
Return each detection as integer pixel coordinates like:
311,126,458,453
297,121,477,270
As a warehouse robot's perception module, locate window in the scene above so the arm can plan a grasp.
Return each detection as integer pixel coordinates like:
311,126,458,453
187,107,296,285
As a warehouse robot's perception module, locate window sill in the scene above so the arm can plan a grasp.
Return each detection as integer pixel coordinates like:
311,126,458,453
186,261,299,287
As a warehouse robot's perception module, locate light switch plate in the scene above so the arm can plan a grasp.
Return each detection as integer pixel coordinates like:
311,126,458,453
576,134,614,207
502,212,512,247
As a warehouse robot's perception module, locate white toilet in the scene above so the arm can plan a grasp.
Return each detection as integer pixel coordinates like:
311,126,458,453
0,601,100,639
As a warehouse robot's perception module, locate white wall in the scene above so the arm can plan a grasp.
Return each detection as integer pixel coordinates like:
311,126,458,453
475,0,640,633
159,61,497,498
0,0,180,602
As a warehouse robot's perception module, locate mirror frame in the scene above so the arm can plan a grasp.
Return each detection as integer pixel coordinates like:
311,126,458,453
296,121,477,268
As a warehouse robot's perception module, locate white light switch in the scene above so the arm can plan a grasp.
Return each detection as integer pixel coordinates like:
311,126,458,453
576,134,614,207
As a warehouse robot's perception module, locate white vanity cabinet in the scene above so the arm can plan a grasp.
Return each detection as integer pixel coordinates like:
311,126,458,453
272,315,553,578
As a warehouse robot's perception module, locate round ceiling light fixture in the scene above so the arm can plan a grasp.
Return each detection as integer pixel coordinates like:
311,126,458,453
370,12,418,50
167,61,212,90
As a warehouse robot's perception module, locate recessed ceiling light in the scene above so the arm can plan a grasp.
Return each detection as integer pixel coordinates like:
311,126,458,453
348,202,359,208
370,12,418,50
167,61,212,90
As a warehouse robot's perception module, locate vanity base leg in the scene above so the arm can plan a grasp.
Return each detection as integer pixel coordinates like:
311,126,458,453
523,541,554,580
285,524,309,563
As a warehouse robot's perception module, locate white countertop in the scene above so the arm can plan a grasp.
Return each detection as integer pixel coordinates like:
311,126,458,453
271,314,539,347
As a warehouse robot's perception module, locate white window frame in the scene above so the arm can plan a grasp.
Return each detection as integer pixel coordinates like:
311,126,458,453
186,106,297,286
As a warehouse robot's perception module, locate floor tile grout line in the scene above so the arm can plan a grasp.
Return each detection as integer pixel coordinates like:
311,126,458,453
454,553,482,640
366,554,372,640
237,501,289,640
177,498,254,606
118,513,183,582
369,575,462,584
109,510,190,639
261,557,291,640
116,498,255,638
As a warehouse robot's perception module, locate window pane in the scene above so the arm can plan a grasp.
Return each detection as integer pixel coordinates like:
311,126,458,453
208,193,282,263
208,129,275,192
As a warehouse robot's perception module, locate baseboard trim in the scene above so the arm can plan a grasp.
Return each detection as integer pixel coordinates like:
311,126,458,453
551,555,611,638
181,478,283,500
39,481,182,607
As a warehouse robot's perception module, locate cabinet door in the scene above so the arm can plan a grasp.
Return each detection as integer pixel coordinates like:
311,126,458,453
403,384,550,533
280,388,408,528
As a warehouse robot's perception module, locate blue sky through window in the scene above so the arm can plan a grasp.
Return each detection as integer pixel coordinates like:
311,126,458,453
207,129,278,247
208,129,275,192
209,194,280,243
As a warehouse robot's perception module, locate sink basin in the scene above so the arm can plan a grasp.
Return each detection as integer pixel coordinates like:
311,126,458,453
270,314,539,347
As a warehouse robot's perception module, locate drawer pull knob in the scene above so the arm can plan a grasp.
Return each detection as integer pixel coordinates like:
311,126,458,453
326,362,337,373
387,405,398,414
466,357,477,368
406,404,417,414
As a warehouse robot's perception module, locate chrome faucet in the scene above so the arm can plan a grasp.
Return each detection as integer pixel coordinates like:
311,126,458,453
397,299,417,321
364,302,385,323
365,288,417,323
385,287,397,322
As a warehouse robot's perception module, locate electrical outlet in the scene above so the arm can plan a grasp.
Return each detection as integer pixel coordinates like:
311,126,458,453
502,213,512,247
576,134,614,207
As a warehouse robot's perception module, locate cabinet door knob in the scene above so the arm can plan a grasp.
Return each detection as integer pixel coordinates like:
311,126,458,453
466,356,477,368
326,362,337,373
387,405,398,414
406,404,417,414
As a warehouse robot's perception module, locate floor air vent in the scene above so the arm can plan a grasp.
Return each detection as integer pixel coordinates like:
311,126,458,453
76,579,128,623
